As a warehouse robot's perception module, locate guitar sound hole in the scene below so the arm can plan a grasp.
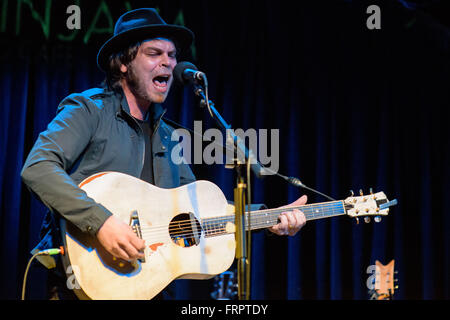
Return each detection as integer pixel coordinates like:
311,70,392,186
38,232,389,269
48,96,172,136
169,213,202,247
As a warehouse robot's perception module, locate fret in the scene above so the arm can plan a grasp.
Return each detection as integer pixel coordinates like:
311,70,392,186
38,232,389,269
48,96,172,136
202,200,347,237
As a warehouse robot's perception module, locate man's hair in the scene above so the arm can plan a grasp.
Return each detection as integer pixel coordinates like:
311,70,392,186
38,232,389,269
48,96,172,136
103,41,142,92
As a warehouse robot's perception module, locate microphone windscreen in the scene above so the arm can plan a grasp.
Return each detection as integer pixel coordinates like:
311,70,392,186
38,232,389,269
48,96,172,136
173,61,198,84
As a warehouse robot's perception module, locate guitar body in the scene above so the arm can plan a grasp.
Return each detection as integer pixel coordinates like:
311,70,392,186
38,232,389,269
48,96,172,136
60,172,236,300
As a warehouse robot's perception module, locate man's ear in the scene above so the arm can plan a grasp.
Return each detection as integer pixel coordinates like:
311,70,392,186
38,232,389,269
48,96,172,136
120,64,127,73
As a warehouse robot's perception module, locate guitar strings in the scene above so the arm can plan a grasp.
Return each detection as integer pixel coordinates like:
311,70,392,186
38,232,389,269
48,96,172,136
139,211,347,241
138,206,344,237
141,211,344,237
137,202,344,229
140,212,349,242
137,203,344,234
137,204,345,240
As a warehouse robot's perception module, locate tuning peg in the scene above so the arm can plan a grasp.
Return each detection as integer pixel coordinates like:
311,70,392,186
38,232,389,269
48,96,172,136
364,217,371,223
394,285,399,290
350,190,354,196
355,217,360,224
359,189,364,196
374,216,382,223
369,187,373,194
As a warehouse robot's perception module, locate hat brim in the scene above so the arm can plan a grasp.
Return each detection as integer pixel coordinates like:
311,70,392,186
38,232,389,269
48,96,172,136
97,24,194,72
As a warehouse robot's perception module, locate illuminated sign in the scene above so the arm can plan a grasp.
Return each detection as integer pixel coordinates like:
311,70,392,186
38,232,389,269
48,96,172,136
0,0,193,49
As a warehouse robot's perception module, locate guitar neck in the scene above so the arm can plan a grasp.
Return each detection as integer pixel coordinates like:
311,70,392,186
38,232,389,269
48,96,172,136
202,200,347,237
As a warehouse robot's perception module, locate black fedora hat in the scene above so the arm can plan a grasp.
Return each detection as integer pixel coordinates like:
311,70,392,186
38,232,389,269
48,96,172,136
97,8,194,72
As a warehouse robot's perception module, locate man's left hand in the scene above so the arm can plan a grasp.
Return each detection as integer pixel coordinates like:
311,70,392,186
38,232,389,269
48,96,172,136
268,195,307,236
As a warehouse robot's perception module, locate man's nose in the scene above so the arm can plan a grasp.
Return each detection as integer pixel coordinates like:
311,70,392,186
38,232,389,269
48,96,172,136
161,53,176,69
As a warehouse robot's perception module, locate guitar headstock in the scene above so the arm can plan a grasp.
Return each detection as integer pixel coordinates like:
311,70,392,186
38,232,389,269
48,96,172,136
344,189,397,224
369,259,398,300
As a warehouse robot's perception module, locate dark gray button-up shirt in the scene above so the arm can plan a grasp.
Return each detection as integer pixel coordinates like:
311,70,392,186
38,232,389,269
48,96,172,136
21,87,196,256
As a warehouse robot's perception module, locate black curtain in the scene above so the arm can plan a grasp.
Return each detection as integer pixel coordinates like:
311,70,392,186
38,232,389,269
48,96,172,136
0,0,448,300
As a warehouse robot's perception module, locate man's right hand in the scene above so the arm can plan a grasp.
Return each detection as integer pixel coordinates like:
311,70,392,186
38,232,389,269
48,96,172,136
96,216,146,261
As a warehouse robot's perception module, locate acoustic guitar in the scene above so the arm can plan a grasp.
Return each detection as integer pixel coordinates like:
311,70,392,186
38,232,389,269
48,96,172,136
61,171,396,299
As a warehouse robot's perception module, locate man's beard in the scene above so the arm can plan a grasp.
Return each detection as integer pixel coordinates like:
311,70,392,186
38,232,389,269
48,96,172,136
125,63,152,102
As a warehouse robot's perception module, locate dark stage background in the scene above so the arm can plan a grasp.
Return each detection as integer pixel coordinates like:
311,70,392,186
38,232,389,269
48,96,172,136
0,0,448,300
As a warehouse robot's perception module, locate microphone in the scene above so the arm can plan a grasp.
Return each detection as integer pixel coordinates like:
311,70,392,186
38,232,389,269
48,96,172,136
173,61,207,86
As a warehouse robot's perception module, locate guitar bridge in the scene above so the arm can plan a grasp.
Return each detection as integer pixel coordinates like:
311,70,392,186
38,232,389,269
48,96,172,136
130,210,145,263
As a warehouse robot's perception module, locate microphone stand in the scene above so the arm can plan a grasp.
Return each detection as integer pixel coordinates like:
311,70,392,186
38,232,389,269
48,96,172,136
189,77,344,301
192,83,254,300
187,78,351,300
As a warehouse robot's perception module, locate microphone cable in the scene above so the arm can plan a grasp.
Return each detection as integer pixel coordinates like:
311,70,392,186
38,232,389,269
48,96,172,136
258,166,336,202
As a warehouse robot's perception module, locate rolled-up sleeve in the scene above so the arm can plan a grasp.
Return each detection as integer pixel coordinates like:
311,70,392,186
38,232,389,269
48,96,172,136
21,94,112,235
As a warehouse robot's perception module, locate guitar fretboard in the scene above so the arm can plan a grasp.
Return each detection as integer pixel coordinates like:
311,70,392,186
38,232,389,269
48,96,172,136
202,201,346,237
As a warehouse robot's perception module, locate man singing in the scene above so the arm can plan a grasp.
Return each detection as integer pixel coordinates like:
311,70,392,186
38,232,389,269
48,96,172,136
21,8,307,299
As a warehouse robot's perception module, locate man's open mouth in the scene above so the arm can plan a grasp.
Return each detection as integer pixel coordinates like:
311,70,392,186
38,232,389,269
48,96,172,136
153,75,170,88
